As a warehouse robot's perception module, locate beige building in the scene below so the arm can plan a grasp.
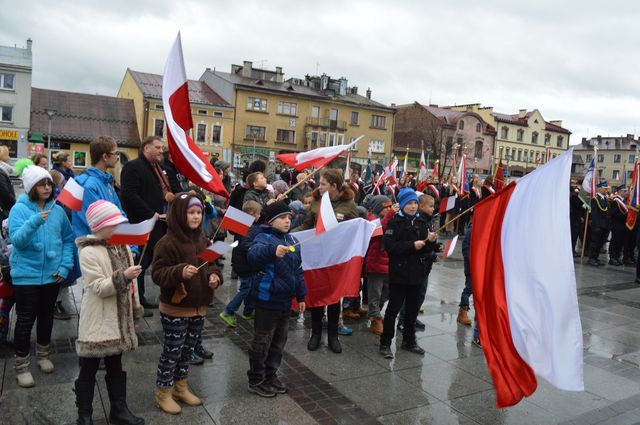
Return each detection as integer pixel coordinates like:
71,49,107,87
574,135,639,184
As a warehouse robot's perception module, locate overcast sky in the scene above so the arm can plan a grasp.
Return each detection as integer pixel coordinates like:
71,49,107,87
3,0,640,143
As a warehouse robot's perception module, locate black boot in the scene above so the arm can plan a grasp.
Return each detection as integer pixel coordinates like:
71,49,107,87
307,311,323,351
307,333,321,351
74,379,95,425
105,371,145,425
327,319,342,354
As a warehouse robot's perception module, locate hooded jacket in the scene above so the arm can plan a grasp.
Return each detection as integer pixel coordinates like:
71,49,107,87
365,212,389,275
152,192,223,313
295,186,359,231
8,194,74,285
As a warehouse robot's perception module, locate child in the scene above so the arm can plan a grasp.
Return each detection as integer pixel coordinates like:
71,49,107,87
75,200,145,425
380,188,437,359
246,201,306,397
152,192,223,415
220,200,263,327
8,165,74,388
243,172,275,209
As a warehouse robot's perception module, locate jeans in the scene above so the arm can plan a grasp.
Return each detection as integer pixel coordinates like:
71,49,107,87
381,284,421,347
156,314,204,387
79,354,122,382
367,274,389,318
224,277,253,316
247,308,289,385
13,283,59,357
398,277,428,324
137,246,153,305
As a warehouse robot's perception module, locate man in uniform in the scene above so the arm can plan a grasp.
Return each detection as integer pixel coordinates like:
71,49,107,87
608,184,628,266
588,181,611,266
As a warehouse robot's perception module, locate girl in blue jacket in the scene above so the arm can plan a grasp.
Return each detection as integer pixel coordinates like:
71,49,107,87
8,165,74,388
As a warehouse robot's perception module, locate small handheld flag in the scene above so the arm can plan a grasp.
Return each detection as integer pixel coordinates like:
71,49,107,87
219,206,256,236
108,216,158,246
443,235,458,259
56,177,84,211
198,241,239,263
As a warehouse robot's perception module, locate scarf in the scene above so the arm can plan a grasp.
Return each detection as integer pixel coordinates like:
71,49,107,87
152,161,171,196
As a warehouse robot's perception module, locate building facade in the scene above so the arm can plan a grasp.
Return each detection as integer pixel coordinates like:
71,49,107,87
117,69,235,163
574,135,639,184
0,39,33,158
200,61,395,170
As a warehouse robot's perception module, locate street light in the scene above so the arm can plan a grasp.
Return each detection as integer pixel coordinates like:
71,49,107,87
45,109,56,169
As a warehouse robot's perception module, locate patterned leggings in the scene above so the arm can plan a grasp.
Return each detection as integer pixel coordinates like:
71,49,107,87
156,314,204,388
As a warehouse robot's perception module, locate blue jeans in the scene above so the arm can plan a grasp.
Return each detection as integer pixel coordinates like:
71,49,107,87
225,278,253,316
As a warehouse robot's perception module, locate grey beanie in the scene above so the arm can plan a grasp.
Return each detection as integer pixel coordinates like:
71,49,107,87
369,195,392,215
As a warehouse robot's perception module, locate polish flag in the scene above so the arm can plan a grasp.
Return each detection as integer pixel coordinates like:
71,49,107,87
293,218,375,307
493,159,505,192
316,191,339,236
198,240,239,262
470,149,583,408
432,160,439,180
278,135,363,171
219,206,256,236
443,235,458,258
439,195,457,214
56,177,84,211
108,216,158,246
371,218,383,237
457,156,468,197
162,33,228,197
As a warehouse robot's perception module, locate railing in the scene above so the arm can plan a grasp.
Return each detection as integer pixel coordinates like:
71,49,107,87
305,117,347,131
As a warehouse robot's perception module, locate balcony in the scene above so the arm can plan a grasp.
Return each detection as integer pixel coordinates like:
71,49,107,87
305,117,347,131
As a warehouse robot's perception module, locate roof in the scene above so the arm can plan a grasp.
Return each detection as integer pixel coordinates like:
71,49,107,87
493,111,571,134
128,69,230,107
30,88,140,147
0,45,32,69
415,103,495,133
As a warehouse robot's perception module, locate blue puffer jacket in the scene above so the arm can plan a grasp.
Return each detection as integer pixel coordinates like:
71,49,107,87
9,194,74,285
246,225,307,311
71,167,123,239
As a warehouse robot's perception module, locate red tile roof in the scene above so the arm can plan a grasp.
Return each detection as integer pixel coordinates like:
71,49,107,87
30,88,140,147
493,111,570,134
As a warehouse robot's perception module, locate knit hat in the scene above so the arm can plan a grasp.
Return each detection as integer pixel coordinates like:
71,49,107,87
356,206,368,219
272,180,289,194
86,200,128,233
369,195,392,215
188,197,203,209
263,201,292,224
22,165,53,194
397,187,419,209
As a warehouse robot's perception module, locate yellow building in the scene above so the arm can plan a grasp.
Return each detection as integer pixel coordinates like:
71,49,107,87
448,104,571,177
117,69,235,162
200,61,395,170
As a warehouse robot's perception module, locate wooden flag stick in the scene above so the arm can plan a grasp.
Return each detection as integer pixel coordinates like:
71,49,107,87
283,166,323,197
423,205,475,241
136,243,149,266
580,209,590,261
197,260,209,271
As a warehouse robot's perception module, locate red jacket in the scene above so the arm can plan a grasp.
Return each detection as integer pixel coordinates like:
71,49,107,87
365,211,391,275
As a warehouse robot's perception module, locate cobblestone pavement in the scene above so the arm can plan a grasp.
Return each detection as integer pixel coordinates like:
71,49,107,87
2,243,640,424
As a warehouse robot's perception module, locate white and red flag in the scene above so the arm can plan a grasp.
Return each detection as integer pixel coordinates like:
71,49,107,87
198,240,239,262
371,218,383,237
545,145,552,163
457,155,468,197
219,206,256,236
470,149,583,408
162,33,228,198
443,235,458,258
316,191,338,235
56,177,84,211
108,216,158,246
439,195,457,214
278,135,363,171
293,218,375,307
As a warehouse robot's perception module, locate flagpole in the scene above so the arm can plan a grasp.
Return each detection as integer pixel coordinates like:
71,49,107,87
580,209,590,261
197,260,209,271
137,243,149,266
282,166,323,197
425,204,476,240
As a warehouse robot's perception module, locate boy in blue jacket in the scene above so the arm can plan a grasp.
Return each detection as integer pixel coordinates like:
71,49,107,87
246,201,306,398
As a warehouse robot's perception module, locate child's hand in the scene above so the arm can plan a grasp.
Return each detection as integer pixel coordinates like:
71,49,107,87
275,245,289,258
276,193,287,201
209,274,220,289
391,204,400,212
414,240,426,250
40,211,50,221
124,265,142,280
427,232,437,242
298,302,306,314
182,265,198,279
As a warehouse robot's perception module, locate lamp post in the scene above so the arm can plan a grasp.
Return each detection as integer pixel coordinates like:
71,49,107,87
45,109,56,169
252,128,259,162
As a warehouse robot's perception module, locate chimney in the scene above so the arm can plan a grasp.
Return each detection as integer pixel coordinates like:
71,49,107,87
351,86,358,95
550,120,563,127
466,106,473,112
242,61,252,78
391,103,396,108
26,38,32,53
275,66,283,83
366,88,372,99
518,109,527,118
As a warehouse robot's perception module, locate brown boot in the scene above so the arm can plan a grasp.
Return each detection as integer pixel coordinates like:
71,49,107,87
355,306,369,316
342,310,360,320
457,306,472,326
369,316,383,335
155,386,182,414
172,379,202,406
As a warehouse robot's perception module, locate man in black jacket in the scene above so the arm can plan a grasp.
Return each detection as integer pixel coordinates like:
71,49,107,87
121,136,170,309
588,181,610,266
0,167,15,221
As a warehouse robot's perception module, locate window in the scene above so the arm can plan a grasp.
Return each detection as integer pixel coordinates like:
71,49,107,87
544,133,551,145
277,101,297,116
501,127,509,139
245,125,266,140
311,106,320,118
351,111,359,125
556,136,564,148
214,111,223,117
458,120,465,130
369,140,385,153
476,123,481,133
613,170,620,180
586,153,593,162
630,154,636,163
311,131,318,147
319,132,326,147
524,150,529,162
153,118,164,137
597,154,604,163
0,74,14,90
155,104,163,110
614,154,621,163
531,132,538,144
196,123,207,143
328,133,335,147
337,134,345,145
247,97,267,112
474,141,483,159
535,151,540,161
0,106,13,122
517,149,522,161
505,147,510,158
211,125,221,145
276,129,295,144
370,115,386,129
517,129,524,141
198,109,207,115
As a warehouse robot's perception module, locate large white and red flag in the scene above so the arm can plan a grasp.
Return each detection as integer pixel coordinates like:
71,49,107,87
162,33,228,197
56,177,84,211
316,191,339,235
219,206,256,236
293,218,375,307
471,149,583,408
278,135,363,171
198,240,239,262
108,216,158,246
439,195,457,214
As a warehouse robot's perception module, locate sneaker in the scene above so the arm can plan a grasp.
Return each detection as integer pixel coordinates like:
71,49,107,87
337,325,353,336
266,377,288,394
53,301,71,320
472,337,482,348
379,345,394,359
219,312,238,327
194,345,214,360
190,351,204,366
419,305,425,314
241,311,255,320
248,382,276,398
415,319,426,331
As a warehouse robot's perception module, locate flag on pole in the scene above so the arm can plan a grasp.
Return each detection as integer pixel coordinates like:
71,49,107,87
278,136,363,171
344,150,351,181
416,150,429,192
56,177,84,211
401,149,409,183
108,216,158,246
198,240,239,262
372,159,398,193
316,191,339,235
219,206,257,236
493,159,505,192
627,161,640,229
457,156,468,197
443,235,458,258
162,33,228,197
545,146,552,163
439,195,457,214
582,156,597,195
432,160,439,181
471,150,583,408
362,151,373,192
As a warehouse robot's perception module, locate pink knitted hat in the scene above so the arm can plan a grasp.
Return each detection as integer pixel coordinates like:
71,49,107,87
86,200,128,233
